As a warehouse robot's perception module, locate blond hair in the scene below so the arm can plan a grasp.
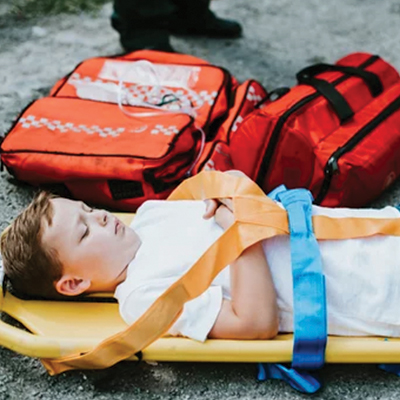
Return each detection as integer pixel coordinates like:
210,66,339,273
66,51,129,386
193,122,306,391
0,192,63,299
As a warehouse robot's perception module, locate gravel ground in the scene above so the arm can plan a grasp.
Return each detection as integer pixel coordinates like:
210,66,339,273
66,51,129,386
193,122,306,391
2,0,400,398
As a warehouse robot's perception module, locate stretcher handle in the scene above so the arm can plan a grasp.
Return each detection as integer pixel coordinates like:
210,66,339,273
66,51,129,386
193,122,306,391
0,314,142,362
297,75,355,124
0,314,83,359
296,63,383,98
0,286,82,359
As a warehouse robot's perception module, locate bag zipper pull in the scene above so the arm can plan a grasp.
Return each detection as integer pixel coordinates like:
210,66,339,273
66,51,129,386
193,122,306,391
325,151,341,175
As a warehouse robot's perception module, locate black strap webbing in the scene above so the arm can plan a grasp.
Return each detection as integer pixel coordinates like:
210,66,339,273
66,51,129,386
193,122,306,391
297,62,383,97
298,76,354,123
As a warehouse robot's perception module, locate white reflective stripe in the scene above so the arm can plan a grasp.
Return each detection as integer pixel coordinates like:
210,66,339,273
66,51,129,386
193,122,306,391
18,116,126,138
231,115,244,132
17,115,186,138
150,125,179,135
246,84,263,103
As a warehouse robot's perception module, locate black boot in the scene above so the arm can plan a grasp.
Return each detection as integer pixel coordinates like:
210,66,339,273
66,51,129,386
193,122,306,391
170,10,242,38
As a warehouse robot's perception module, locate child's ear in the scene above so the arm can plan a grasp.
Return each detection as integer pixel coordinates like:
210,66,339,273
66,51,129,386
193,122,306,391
55,275,91,296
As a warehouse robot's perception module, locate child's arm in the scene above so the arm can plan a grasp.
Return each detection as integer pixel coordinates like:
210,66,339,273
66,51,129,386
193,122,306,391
207,204,279,340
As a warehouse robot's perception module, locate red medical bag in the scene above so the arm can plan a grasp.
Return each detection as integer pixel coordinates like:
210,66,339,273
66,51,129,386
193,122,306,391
230,53,400,207
0,50,266,211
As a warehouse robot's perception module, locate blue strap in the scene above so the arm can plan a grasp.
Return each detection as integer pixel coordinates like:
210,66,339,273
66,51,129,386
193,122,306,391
379,363,400,376
256,186,327,392
269,185,327,370
257,363,322,394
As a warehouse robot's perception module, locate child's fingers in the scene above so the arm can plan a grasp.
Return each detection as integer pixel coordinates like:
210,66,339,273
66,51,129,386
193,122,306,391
219,198,234,212
203,199,219,219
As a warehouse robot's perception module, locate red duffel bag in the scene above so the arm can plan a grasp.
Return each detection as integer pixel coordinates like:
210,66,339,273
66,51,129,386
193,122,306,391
230,52,400,207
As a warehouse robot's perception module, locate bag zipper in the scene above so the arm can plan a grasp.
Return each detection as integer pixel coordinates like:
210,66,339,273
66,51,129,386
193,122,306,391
255,55,380,187
315,94,400,204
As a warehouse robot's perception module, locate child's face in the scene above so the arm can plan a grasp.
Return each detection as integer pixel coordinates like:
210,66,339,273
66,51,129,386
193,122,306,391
41,198,141,296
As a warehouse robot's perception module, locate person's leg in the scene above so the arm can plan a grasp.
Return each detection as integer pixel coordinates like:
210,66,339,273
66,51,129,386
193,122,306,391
170,0,242,38
112,0,176,52
171,0,210,18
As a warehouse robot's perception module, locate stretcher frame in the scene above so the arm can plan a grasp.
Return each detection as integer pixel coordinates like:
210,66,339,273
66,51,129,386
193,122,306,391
2,212,400,367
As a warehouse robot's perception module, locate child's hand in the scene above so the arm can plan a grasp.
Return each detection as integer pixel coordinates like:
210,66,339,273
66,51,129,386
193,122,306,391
203,198,234,230
203,199,219,219
202,170,245,219
203,198,233,219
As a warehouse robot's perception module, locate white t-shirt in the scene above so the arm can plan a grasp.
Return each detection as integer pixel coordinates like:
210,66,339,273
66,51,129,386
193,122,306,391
114,199,400,341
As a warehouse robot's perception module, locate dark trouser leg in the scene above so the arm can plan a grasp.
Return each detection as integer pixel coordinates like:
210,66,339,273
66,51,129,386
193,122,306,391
112,0,176,51
169,0,242,38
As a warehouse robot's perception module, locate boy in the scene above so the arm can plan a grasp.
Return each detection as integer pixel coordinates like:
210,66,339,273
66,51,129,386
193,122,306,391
2,170,400,341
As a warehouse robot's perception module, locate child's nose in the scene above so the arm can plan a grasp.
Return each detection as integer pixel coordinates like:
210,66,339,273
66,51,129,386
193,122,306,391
94,210,108,226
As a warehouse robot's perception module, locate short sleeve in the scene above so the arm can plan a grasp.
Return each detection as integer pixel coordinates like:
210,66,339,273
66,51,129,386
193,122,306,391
168,286,223,342
118,279,170,326
118,280,223,342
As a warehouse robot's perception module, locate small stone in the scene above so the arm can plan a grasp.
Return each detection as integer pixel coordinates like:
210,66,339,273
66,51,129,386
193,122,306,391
31,26,47,38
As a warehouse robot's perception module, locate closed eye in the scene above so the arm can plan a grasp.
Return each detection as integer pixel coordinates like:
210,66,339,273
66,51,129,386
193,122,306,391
81,225,90,241
79,203,93,242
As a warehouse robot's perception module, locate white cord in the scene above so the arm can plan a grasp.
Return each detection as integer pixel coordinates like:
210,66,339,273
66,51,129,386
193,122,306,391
117,60,206,176
185,127,206,177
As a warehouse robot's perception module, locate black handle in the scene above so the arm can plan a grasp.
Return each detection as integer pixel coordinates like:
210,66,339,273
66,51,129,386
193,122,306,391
108,179,144,200
296,62,383,97
254,87,288,108
255,87,291,108
298,75,355,124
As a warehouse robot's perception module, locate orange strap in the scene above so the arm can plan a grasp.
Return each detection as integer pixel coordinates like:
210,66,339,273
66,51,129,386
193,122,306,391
42,171,400,374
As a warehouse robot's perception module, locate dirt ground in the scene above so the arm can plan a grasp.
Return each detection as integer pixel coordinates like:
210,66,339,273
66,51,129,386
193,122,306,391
2,0,400,399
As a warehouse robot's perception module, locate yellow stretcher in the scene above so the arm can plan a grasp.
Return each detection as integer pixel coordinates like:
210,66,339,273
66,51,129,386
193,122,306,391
3,214,400,365
2,171,400,393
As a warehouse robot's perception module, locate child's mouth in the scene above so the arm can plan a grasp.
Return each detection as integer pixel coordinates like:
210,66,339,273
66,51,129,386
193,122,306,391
115,218,125,234
115,218,122,234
